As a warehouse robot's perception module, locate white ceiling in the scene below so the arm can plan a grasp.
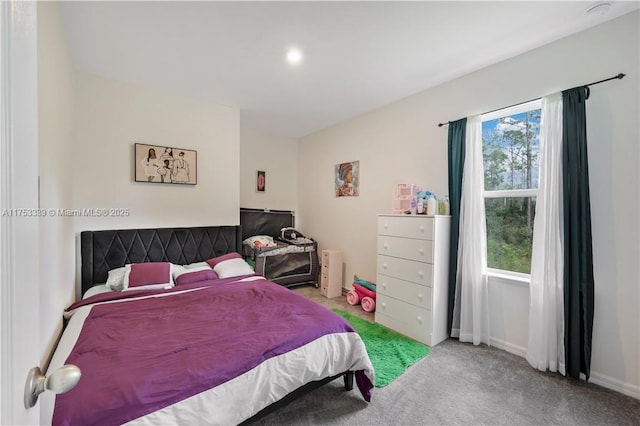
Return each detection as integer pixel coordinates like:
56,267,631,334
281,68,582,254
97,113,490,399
58,1,639,138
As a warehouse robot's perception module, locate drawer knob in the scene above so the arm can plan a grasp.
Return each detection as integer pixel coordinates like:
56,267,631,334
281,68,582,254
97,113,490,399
419,225,425,232
383,243,388,250
383,223,388,229
418,271,423,277
418,248,424,255
381,302,387,309
383,264,388,270
417,293,423,301
417,316,423,323
382,283,387,290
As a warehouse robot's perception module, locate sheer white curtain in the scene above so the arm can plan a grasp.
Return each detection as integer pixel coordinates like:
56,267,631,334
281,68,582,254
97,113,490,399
526,93,565,374
451,115,490,345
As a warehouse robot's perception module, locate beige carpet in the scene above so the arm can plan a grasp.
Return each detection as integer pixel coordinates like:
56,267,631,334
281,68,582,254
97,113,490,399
292,285,374,323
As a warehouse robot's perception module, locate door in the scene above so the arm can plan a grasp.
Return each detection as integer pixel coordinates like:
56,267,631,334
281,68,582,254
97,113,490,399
0,1,41,424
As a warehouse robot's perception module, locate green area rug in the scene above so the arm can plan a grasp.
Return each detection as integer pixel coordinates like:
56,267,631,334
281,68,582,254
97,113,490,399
333,309,430,387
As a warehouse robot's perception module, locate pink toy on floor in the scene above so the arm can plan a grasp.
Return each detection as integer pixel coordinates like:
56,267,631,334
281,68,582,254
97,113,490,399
346,290,359,305
361,296,375,312
346,282,376,312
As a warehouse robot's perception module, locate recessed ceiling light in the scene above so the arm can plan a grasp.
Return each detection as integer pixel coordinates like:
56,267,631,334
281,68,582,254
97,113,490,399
585,2,612,16
286,48,303,65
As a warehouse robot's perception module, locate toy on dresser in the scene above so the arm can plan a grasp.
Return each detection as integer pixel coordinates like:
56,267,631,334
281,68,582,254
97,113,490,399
416,190,438,215
346,275,377,312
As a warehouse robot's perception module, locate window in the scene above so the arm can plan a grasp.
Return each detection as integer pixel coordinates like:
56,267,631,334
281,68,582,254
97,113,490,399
482,100,541,275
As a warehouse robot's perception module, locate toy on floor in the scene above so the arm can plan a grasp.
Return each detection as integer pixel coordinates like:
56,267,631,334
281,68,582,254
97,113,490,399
346,275,377,312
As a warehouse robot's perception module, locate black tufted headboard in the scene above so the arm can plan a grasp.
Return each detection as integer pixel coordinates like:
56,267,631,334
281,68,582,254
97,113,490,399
80,225,242,295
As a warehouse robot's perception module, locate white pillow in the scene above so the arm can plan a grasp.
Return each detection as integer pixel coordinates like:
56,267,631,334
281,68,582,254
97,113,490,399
184,261,211,269
106,266,127,291
171,264,186,281
213,258,255,279
83,284,112,299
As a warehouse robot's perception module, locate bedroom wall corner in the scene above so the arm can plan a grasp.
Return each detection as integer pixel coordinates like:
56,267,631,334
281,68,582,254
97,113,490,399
240,126,298,215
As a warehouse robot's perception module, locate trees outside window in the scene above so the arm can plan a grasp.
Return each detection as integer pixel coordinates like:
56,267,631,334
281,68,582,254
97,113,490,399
482,101,541,274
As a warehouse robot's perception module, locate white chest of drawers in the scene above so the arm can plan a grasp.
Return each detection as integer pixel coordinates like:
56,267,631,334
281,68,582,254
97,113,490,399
375,214,450,346
320,249,343,298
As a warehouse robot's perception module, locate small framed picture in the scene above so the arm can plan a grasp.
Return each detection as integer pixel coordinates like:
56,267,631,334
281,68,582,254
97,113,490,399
335,160,359,197
256,170,266,192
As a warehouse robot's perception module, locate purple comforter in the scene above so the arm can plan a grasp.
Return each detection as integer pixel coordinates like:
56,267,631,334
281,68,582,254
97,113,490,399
53,278,372,425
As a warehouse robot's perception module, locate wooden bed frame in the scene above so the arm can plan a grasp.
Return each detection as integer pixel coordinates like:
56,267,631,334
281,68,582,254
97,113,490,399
79,225,354,423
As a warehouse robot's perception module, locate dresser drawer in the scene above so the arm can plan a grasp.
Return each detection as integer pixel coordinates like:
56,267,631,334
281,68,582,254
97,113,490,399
320,273,328,286
378,235,433,263
375,294,432,345
378,216,433,240
376,274,432,310
320,282,329,296
377,255,431,286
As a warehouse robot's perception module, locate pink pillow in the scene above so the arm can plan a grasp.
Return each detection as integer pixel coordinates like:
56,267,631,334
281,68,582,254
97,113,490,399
206,252,242,269
126,262,172,288
175,269,219,286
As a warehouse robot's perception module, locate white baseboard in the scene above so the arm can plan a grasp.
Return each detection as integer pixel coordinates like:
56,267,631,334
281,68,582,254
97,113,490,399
488,337,639,400
588,371,640,400
489,336,527,358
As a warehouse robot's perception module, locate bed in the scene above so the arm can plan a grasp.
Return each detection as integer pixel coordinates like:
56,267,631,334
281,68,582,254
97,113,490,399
44,225,374,425
240,208,320,288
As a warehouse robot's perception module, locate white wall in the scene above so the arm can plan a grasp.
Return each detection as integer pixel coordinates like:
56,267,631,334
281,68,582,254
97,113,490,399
299,11,639,397
38,1,76,375
240,127,298,214
72,72,240,233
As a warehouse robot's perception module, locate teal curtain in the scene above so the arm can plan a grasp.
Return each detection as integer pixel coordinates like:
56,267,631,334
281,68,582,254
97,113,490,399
562,87,595,380
447,118,466,335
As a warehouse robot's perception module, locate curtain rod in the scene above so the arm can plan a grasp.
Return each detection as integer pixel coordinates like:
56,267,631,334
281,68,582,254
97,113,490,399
437,72,626,128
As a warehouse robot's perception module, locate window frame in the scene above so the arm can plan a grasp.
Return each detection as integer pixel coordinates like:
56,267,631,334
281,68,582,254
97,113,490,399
481,99,542,278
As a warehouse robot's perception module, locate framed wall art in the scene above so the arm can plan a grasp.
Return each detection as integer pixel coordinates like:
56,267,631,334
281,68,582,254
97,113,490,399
135,143,197,185
256,170,266,192
335,160,359,197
